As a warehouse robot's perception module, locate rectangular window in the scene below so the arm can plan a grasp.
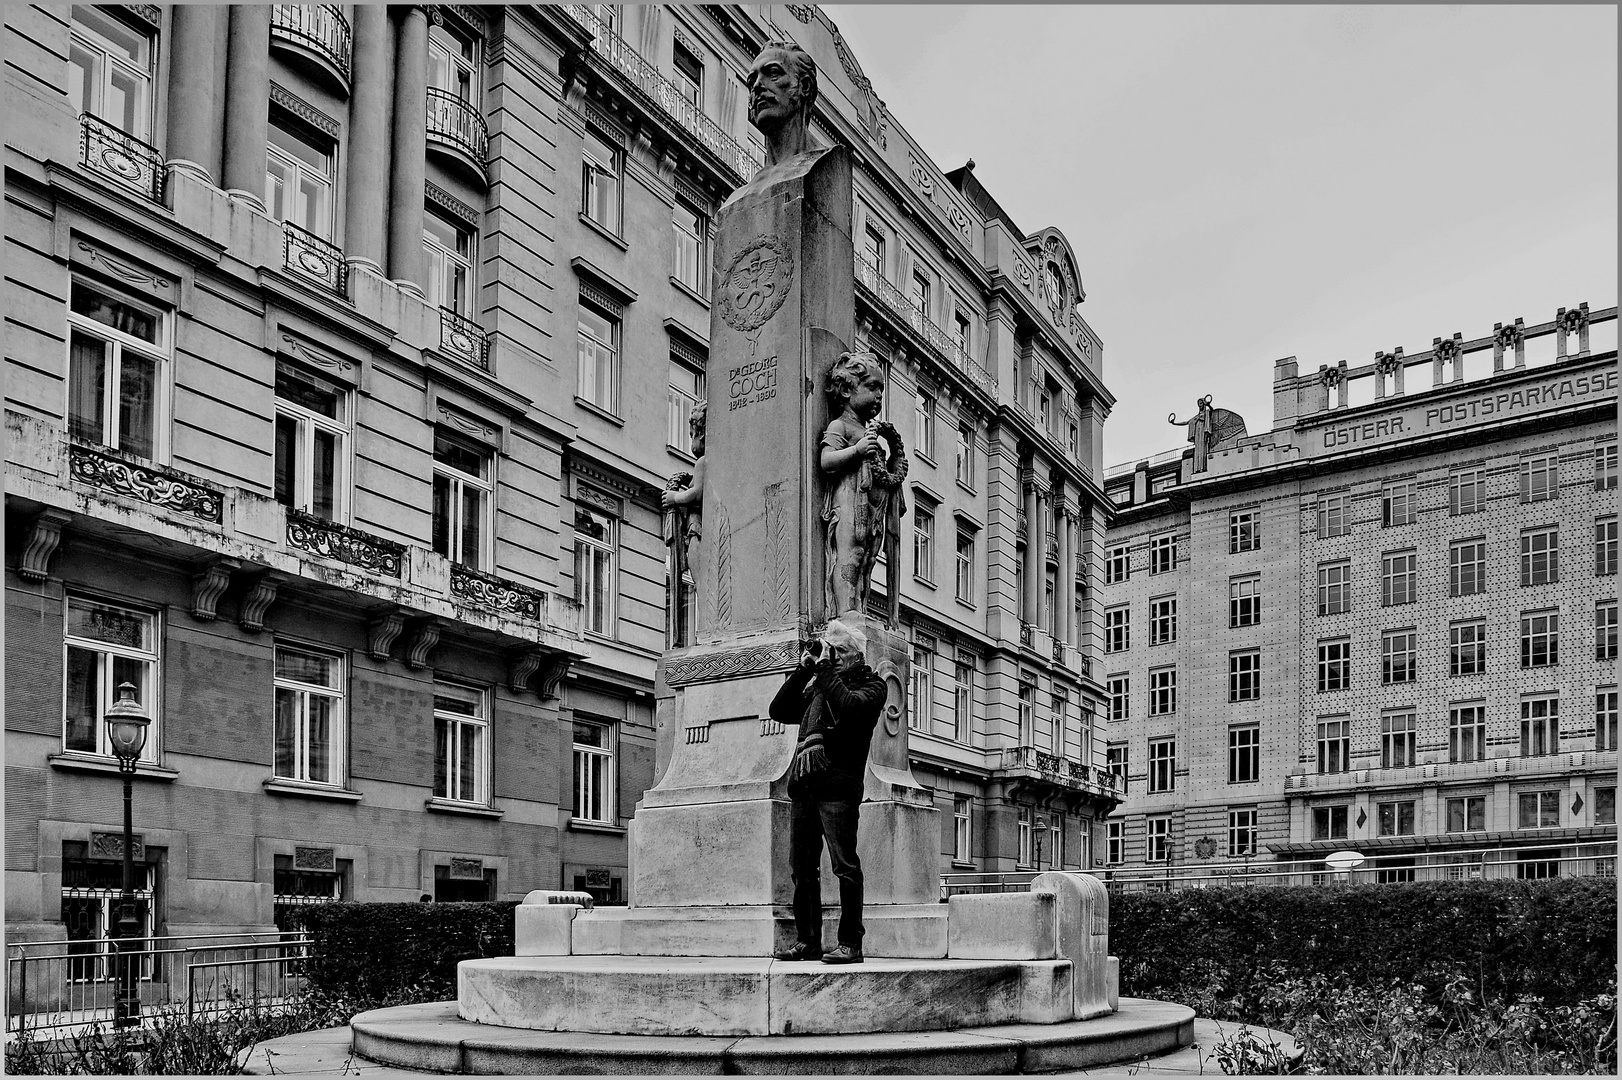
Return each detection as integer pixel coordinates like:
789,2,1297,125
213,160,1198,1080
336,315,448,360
1317,717,1350,775
69,5,155,138
1520,697,1558,757
953,308,972,355
667,359,705,456
1449,702,1486,762
1149,533,1177,574
913,506,935,584
1107,744,1128,789
908,639,935,732
273,644,345,786
1312,805,1348,840
955,423,976,488
61,842,157,981
1106,544,1130,584
1229,651,1261,702
1317,493,1348,537
1148,596,1177,646
1521,453,1559,503
432,682,488,804
1017,808,1034,867
909,267,931,325
1381,481,1416,527
1517,790,1560,829
1382,550,1417,606
428,19,480,100
1108,675,1129,722
1450,620,1486,677
952,529,976,604
423,209,477,315
672,202,708,296
1450,468,1485,515
1227,809,1258,857
1597,444,1618,491
1229,575,1261,627
266,117,335,238
1598,601,1618,661
1017,683,1034,745
1521,527,1559,586
1377,799,1416,836
67,281,165,460
862,224,886,275
952,657,973,743
1598,688,1618,752
574,504,617,636
1598,517,1619,577
914,389,937,461
1051,691,1069,758
1318,562,1351,615
671,36,703,107
1105,820,1123,865
1229,725,1260,784
1104,605,1129,653
1520,611,1558,668
571,718,615,823
431,431,490,570
1148,668,1176,717
1446,795,1486,833
274,362,347,522
1380,711,1416,769
952,796,972,863
63,597,158,763
1147,737,1175,793
1450,539,1486,597
1317,639,1351,693
1146,816,1171,863
576,302,620,413
582,129,622,232
1597,786,1616,825
1382,629,1417,684
1230,509,1260,553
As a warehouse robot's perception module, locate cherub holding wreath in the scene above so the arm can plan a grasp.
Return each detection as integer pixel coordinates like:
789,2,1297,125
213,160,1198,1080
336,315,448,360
820,352,907,621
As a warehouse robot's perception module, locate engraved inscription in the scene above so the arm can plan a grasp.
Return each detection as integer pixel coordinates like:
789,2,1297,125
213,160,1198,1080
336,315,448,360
719,235,794,333
728,354,778,411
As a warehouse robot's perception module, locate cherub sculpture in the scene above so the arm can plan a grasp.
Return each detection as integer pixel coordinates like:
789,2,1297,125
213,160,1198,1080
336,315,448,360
661,400,705,646
820,353,907,622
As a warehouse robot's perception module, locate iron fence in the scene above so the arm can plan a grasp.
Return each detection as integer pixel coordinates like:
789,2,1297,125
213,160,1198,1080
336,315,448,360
426,88,490,169
270,4,352,80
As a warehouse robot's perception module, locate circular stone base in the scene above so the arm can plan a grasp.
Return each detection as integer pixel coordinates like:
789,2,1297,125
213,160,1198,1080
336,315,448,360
350,998,1198,1074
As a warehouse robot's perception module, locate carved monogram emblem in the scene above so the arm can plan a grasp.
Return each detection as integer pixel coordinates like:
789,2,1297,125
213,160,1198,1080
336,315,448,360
719,235,794,333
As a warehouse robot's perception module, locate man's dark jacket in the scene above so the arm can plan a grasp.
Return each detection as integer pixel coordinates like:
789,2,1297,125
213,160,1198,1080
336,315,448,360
769,661,886,801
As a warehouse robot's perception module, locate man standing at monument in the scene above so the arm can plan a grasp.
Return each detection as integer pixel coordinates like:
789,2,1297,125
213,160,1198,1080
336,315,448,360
768,620,885,964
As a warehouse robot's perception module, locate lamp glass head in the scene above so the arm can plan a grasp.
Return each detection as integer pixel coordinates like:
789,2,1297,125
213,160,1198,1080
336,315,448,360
105,681,150,762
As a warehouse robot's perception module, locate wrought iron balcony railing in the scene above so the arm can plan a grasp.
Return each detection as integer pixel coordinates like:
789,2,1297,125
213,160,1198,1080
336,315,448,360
426,88,489,176
270,4,351,82
998,745,1118,796
854,257,998,399
68,443,224,523
450,564,549,623
79,113,163,202
563,5,761,183
281,222,346,296
285,509,403,576
439,307,489,371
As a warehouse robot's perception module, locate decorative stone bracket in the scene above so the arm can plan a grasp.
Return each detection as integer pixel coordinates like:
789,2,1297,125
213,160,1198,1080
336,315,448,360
18,508,72,582
368,608,407,661
404,618,441,670
239,573,281,633
190,557,241,621
534,655,573,700
508,648,544,693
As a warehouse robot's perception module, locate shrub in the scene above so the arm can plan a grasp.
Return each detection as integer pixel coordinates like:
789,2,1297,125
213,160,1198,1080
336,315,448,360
300,901,518,1003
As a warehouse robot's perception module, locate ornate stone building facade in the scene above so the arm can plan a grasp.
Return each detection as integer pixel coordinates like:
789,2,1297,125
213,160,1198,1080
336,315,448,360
1100,308,1618,882
4,3,1114,949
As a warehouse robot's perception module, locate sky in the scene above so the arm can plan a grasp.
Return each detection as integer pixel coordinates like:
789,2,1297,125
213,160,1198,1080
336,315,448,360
819,4,1619,469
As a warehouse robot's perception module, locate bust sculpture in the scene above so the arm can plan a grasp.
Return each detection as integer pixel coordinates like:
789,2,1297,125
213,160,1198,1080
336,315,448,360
746,40,819,169
820,353,907,621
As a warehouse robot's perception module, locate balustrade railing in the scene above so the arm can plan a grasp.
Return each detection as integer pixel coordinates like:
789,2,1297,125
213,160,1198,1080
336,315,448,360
439,307,489,371
998,745,1116,796
426,88,490,172
450,564,548,622
68,444,224,523
281,222,346,296
286,509,403,576
79,113,163,202
270,4,351,80
854,257,998,398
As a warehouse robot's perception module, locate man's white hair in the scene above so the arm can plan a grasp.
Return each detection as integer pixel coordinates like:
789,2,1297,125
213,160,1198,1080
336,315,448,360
822,618,868,656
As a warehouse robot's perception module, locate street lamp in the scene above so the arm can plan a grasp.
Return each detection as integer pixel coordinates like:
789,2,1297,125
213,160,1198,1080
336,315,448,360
106,681,149,1029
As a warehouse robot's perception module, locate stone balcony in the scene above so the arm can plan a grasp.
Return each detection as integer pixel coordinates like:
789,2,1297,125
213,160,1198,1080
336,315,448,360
1282,749,1617,796
994,744,1120,805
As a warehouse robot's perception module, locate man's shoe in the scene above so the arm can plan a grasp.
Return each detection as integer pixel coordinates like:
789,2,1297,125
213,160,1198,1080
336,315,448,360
820,944,863,965
773,941,823,961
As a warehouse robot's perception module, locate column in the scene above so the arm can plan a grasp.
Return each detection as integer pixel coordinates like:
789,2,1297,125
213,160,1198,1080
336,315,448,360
221,5,271,207
387,4,429,296
165,5,224,183
1022,481,1041,628
345,5,393,274
1061,508,1077,648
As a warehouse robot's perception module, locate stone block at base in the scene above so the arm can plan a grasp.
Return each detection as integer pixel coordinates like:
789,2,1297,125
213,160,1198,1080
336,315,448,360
947,891,1058,960
569,903,949,959
1107,955,1120,1012
514,904,578,956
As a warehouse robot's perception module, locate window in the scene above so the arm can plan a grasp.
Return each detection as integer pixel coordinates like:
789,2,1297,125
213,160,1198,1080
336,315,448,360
1107,744,1128,789
1521,453,1558,502
63,597,158,763
667,359,705,456
1317,718,1350,775
1377,800,1416,836
69,5,154,139
1521,527,1559,586
1382,629,1417,684
433,683,488,804
431,431,490,570
1520,697,1558,757
67,281,165,460
1317,639,1351,693
1017,683,1035,745
571,718,615,823
1318,562,1351,615
1146,816,1171,863
1149,533,1177,574
954,423,976,488
1450,539,1486,597
1450,620,1486,677
952,657,973,743
574,504,616,636
1229,725,1260,784
1376,858,1416,884
1449,703,1486,762
1229,510,1259,553
1149,596,1177,646
909,268,930,324
1381,481,1416,527
1520,611,1558,668
62,841,156,981
672,202,708,296
1446,796,1486,833
274,363,347,522
428,18,480,101
576,302,619,413
265,118,334,237
1147,737,1175,792
954,529,975,603
423,210,476,315
1106,545,1130,585
913,505,935,584
1597,444,1618,491
953,310,972,356
911,389,937,461
1148,668,1176,717
908,640,934,731
1312,805,1348,841
1597,787,1616,825
671,36,703,108
1598,601,1618,661
1517,850,1560,879
1517,790,1559,829
1599,689,1618,752
273,853,347,932
1068,420,1080,458
1221,574,1259,628
273,645,344,786
862,225,886,275
1450,468,1485,515
1229,651,1261,702
1598,517,1619,577
1380,711,1416,769
1105,820,1123,865
1317,493,1348,537
1104,605,1129,653
1382,550,1417,606
952,796,972,863
581,129,621,232
1227,809,1258,857
1108,675,1129,722
1051,691,1069,757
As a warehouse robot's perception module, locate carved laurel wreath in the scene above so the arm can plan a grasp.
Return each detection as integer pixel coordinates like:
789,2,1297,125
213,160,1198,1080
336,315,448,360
718,234,795,333
867,421,908,488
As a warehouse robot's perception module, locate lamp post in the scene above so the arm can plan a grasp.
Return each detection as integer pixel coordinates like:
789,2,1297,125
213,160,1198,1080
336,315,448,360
106,682,150,1030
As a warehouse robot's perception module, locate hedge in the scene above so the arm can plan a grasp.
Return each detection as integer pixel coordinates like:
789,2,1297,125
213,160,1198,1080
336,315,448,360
1110,877,1616,1008
300,902,518,1001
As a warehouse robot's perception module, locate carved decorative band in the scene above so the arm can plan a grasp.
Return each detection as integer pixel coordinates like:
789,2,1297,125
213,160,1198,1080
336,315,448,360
69,445,224,522
450,564,545,621
286,509,404,576
664,640,801,687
